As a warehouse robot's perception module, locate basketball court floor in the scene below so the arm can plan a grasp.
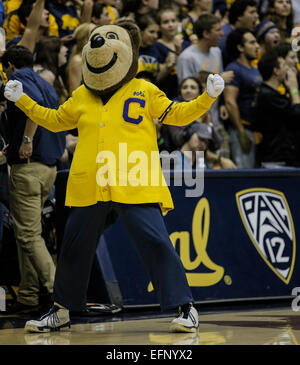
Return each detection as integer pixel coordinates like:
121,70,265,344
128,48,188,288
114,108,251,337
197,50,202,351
0,302,299,346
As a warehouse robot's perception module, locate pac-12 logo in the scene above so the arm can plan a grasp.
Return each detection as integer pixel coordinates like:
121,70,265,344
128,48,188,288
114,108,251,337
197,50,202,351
236,188,296,284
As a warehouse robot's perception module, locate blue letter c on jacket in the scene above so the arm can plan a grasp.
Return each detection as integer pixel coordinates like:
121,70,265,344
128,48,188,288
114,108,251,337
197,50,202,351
123,98,146,124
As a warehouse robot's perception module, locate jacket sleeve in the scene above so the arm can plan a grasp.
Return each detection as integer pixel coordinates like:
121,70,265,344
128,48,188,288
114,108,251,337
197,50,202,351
148,83,216,126
15,93,79,132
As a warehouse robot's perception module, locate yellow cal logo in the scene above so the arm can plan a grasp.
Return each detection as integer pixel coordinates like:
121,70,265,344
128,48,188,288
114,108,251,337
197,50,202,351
147,198,224,291
61,14,79,31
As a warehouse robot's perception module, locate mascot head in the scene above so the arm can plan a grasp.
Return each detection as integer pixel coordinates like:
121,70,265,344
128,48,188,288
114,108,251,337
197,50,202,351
82,20,141,96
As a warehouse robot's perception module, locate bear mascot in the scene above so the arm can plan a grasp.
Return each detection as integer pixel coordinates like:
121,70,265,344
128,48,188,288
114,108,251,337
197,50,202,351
4,20,224,333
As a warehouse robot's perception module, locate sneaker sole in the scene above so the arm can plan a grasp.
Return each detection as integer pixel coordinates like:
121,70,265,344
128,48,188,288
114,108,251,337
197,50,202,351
24,322,71,333
170,323,198,333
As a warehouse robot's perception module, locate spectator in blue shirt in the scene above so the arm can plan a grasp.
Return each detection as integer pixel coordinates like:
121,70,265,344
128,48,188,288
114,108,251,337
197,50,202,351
224,28,262,168
2,45,65,314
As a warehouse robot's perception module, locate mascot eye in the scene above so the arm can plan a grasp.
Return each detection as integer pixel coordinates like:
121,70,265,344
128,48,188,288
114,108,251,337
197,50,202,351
106,32,119,40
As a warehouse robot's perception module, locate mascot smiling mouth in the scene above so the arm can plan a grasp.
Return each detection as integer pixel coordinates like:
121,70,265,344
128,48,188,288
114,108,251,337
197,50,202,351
86,53,118,74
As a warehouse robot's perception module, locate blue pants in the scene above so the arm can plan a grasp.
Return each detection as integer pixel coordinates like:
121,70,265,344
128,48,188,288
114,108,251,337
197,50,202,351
54,202,193,311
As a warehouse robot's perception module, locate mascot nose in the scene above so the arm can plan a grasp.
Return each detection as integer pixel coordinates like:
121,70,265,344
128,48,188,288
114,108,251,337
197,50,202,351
90,34,105,48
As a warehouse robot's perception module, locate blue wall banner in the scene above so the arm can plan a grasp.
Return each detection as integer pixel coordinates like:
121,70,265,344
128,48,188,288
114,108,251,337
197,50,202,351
100,169,300,307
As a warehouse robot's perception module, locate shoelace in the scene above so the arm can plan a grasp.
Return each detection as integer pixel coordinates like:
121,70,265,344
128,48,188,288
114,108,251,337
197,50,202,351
40,306,61,327
47,311,60,328
177,305,190,319
177,306,197,326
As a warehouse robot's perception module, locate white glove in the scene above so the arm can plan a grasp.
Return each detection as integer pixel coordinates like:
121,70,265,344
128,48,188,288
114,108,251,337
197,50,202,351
4,80,24,102
206,74,224,98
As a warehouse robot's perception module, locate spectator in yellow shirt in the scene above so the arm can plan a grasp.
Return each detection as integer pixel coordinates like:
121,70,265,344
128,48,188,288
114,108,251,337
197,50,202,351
4,0,58,41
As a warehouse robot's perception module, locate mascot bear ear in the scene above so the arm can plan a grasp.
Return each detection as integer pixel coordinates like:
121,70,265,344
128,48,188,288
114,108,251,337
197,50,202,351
114,19,142,51
114,20,141,79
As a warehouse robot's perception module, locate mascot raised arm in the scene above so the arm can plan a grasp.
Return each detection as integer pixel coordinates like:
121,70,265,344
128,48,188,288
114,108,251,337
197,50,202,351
5,20,224,334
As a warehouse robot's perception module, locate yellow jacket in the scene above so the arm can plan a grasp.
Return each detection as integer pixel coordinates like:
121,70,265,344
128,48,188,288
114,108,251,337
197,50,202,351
16,78,215,214
4,13,59,41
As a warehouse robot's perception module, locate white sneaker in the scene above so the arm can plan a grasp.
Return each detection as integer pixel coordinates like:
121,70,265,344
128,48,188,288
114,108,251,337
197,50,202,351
24,305,71,333
170,304,199,333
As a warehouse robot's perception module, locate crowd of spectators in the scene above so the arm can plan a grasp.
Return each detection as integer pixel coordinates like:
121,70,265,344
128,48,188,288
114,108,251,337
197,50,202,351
0,0,300,312
0,0,299,174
